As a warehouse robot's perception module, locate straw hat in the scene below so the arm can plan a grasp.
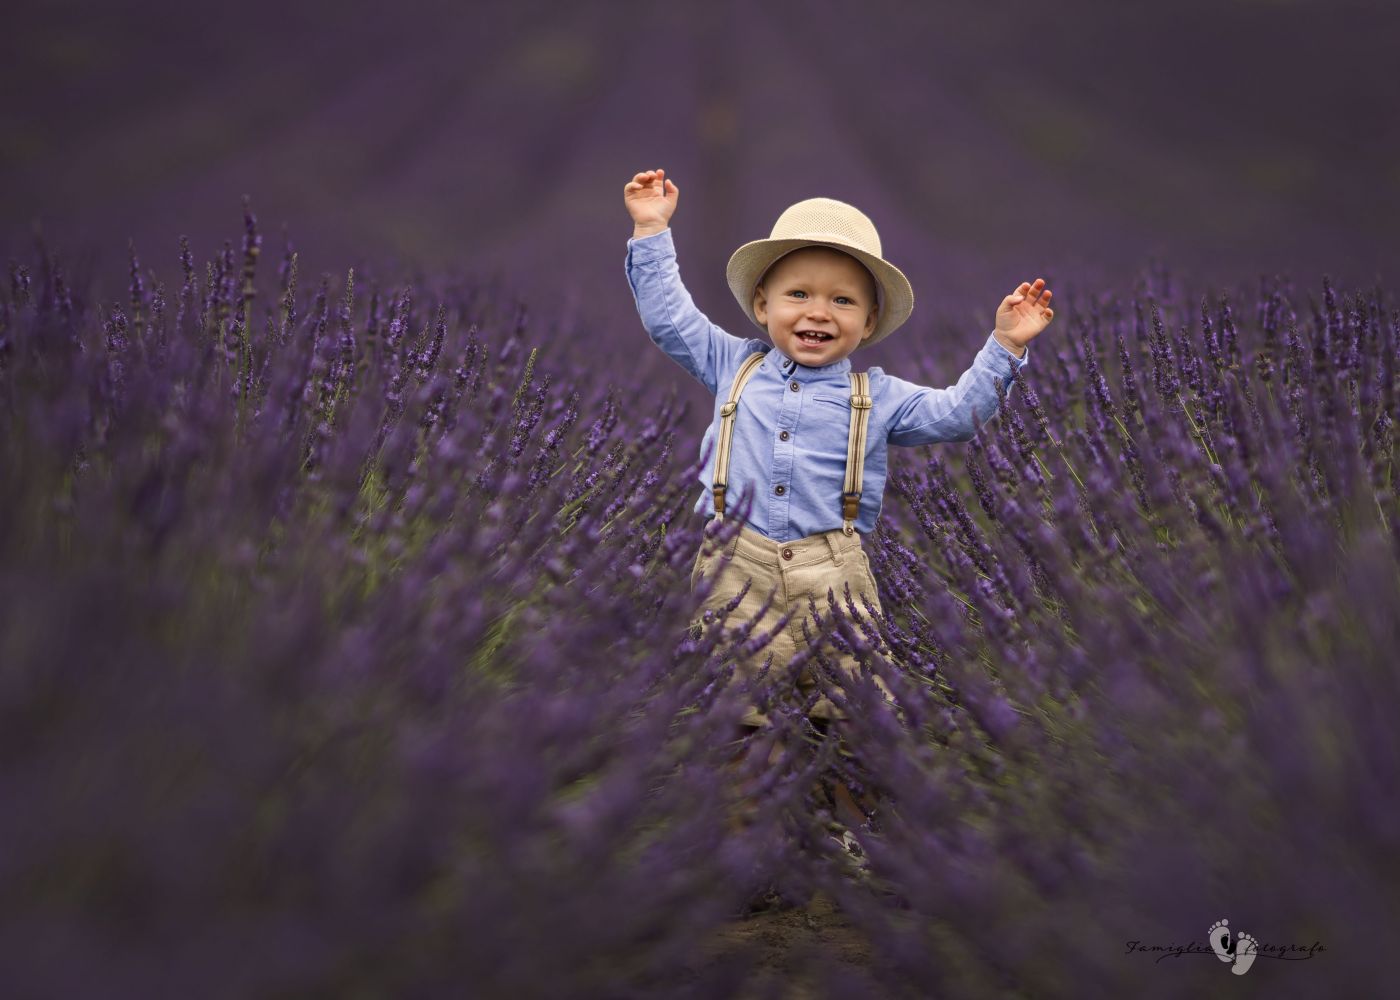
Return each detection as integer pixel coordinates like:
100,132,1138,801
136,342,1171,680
726,197,914,349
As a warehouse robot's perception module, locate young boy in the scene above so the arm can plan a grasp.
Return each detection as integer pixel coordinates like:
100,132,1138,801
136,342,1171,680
623,168,1054,841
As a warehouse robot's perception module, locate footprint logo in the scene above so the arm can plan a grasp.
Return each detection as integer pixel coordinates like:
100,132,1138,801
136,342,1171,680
1206,918,1259,976
1208,919,1234,962
1232,933,1258,976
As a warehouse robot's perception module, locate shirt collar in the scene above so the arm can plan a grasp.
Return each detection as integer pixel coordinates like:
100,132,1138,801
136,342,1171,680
765,344,853,378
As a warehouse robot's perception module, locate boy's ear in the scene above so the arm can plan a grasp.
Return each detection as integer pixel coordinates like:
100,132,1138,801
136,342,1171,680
862,306,879,340
752,284,768,324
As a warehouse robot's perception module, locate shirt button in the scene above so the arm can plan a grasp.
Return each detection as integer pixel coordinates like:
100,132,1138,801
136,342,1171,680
790,381,800,392
774,484,786,495
781,547,794,560
779,430,790,441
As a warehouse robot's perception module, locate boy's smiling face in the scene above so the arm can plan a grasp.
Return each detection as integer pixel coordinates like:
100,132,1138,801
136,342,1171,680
753,246,879,366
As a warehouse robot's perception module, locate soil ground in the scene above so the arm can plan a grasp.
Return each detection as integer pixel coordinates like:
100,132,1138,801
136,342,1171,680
683,890,880,999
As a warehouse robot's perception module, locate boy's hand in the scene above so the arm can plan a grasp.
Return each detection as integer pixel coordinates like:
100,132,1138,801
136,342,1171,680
625,169,679,238
993,278,1054,357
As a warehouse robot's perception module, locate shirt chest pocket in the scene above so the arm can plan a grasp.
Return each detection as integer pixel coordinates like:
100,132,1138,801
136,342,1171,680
803,395,854,459
808,393,851,414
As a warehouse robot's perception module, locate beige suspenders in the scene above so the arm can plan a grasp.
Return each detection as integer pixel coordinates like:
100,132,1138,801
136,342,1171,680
841,371,872,536
711,352,767,521
711,353,872,536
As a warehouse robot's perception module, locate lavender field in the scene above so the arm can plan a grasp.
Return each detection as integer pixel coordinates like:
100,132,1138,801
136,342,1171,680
3,2,1397,998
3,198,1395,997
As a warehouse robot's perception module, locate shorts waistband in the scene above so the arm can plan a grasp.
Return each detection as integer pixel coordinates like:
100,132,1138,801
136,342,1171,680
704,517,863,569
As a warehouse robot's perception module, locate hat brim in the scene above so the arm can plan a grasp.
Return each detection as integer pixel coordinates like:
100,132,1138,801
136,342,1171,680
725,237,914,350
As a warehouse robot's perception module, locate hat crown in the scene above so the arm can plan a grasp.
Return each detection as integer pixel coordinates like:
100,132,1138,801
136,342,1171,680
770,197,882,258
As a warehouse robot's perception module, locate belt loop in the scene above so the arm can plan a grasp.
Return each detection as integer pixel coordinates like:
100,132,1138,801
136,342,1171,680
824,530,845,566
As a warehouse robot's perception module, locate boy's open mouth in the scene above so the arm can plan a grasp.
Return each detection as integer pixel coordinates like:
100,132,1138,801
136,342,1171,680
796,331,833,345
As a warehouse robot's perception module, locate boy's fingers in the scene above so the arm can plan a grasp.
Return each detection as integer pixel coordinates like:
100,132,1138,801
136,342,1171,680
1012,280,1055,303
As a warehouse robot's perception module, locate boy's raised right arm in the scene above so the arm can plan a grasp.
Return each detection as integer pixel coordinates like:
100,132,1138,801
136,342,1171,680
623,169,751,396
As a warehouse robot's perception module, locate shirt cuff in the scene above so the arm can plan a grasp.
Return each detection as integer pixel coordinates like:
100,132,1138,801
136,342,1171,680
989,331,1030,368
626,227,675,265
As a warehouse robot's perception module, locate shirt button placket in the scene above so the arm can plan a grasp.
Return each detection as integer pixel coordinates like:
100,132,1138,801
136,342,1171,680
773,374,798,541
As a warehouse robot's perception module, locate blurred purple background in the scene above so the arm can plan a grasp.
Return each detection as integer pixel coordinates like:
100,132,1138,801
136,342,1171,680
3,0,1397,382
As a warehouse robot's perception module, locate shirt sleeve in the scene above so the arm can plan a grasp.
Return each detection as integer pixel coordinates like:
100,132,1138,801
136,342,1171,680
884,332,1031,447
625,227,753,396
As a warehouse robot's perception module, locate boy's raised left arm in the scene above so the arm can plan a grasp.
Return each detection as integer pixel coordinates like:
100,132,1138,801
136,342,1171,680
885,278,1054,446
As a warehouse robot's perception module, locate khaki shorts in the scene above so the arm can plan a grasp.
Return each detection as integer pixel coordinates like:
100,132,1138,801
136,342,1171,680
689,520,897,728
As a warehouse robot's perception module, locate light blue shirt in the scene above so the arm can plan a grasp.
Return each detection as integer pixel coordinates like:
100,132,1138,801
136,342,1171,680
625,227,1030,542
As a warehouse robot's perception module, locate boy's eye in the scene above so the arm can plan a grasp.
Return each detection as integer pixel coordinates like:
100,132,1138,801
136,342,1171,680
788,291,855,304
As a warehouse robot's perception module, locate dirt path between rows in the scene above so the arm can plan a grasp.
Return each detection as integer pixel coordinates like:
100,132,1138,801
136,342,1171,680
683,891,881,998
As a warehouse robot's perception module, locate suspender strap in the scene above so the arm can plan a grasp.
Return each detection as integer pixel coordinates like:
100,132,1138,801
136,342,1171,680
712,351,767,518
842,371,872,536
